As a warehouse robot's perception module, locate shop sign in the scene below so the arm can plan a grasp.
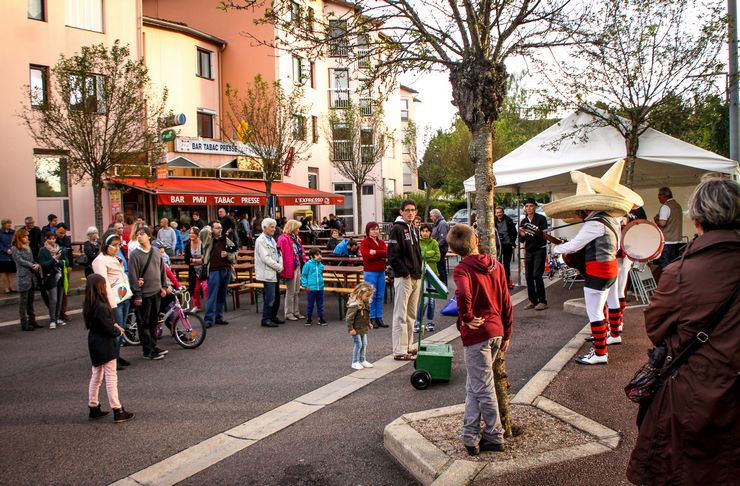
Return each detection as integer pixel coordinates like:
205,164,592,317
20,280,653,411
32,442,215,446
109,190,122,218
174,137,260,157
280,195,344,206
161,129,176,142
155,166,169,179
157,194,265,206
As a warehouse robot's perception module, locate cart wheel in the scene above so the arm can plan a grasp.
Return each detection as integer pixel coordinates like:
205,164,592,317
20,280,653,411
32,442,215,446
411,370,432,390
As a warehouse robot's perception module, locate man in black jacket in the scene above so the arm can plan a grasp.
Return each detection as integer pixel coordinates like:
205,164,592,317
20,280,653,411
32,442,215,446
495,207,517,289
518,199,548,310
387,199,423,360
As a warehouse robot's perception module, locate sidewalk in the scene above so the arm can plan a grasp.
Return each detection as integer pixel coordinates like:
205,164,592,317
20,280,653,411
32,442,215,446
481,305,650,486
0,267,87,308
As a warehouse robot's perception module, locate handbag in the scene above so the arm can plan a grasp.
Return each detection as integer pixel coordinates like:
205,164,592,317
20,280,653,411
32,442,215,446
74,254,88,266
440,296,458,316
625,280,740,405
112,281,133,302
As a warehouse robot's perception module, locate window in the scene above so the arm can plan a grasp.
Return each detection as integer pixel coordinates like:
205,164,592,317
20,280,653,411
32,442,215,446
357,34,371,69
362,185,374,195
309,61,315,89
331,123,351,160
197,111,214,138
65,0,103,32
308,168,318,189
359,81,373,115
385,178,397,196
402,129,411,155
312,116,319,143
290,1,301,22
306,7,315,32
403,165,413,186
292,56,305,84
69,74,106,114
401,98,409,121
334,182,354,232
30,65,48,108
196,48,213,79
329,69,349,108
360,129,374,163
329,19,349,57
293,115,307,141
28,0,45,20
35,155,69,197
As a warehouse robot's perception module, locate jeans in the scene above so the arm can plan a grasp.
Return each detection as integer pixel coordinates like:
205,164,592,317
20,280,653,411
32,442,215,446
138,293,161,357
655,243,680,269
525,248,547,305
19,288,36,325
363,271,386,319
392,276,421,356
498,244,513,284
261,280,281,323
417,292,435,324
436,258,448,285
113,299,131,328
204,268,231,325
307,290,324,318
462,337,504,448
46,279,63,323
352,333,368,363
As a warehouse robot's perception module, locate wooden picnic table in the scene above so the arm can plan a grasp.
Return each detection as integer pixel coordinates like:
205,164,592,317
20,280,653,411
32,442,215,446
322,265,364,287
320,255,362,265
238,249,254,256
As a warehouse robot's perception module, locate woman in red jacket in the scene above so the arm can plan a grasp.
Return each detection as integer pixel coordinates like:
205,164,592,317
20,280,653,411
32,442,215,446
360,222,388,328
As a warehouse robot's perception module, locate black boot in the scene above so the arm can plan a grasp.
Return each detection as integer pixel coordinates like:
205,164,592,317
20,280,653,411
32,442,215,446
21,322,35,331
117,357,131,367
377,318,389,328
89,405,110,420
113,407,134,423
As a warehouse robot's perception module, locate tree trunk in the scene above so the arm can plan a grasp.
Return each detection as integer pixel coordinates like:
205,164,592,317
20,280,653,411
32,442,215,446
624,131,640,188
354,182,363,234
92,179,103,232
264,179,273,218
424,185,432,223
450,58,511,437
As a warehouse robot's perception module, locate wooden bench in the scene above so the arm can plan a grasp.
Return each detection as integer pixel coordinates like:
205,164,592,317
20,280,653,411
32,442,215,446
238,283,355,319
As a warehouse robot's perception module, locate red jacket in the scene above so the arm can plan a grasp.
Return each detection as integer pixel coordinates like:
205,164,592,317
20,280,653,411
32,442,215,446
453,253,513,346
360,237,387,272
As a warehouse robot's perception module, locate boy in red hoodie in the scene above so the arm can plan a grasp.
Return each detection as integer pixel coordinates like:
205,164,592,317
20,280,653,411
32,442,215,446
448,223,513,456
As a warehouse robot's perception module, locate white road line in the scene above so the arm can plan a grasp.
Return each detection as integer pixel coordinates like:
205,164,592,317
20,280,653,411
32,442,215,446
109,278,561,486
0,308,82,328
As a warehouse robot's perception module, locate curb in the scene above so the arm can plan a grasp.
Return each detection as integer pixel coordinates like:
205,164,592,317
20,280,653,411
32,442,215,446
0,286,85,308
384,316,620,484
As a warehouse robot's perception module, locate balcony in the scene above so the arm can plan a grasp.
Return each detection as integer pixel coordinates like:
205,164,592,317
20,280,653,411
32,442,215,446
332,140,352,160
359,98,374,116
329,89,350,109
329,42,349,57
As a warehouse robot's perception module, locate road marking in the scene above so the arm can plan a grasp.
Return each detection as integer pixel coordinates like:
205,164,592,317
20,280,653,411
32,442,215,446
109,279,561,486
0,308,82,328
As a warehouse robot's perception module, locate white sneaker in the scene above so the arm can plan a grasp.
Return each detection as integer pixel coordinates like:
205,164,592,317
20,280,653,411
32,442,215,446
190,306,199,313
58,320,67,326
606,335,622,345
49,322,57,329
361,361,374,368
575,349,608,365
351,362,364,370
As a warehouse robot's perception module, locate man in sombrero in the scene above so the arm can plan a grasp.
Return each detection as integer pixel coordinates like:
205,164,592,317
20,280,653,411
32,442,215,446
543,163,633,365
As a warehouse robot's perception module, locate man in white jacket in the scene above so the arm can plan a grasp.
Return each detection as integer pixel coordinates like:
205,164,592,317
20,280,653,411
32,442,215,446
255,218,284,327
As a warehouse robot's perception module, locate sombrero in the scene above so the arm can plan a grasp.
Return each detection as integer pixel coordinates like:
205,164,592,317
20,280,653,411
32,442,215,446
579,159,644,208
542,172,633,221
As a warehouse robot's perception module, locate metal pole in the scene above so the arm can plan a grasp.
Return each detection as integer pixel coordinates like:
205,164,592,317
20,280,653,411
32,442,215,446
729,0,739,161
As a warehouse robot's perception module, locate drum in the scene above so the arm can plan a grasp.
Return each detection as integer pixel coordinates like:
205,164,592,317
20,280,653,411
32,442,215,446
621,220,664,262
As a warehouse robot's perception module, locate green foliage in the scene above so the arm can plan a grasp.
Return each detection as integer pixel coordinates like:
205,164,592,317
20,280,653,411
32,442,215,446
383,193,467,223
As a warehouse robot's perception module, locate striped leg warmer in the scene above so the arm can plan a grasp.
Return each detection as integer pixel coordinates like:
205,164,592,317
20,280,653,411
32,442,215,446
590,320,608,356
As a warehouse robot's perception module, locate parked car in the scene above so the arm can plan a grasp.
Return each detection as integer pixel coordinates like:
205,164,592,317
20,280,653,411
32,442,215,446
450,209,469,225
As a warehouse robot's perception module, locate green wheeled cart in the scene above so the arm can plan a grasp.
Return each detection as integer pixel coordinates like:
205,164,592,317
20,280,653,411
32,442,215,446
410,264,454,390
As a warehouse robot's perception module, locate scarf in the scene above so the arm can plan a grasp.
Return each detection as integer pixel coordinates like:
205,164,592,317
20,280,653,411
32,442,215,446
290,233,305,268
44,241,59,254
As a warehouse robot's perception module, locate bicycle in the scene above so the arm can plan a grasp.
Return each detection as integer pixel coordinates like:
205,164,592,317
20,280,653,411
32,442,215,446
120,289,207,349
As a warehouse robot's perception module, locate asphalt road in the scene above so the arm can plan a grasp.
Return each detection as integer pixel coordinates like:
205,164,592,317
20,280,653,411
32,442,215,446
0,275,587,486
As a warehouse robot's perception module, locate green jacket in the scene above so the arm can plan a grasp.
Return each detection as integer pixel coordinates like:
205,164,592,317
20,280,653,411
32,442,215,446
346,300,371,334
419,237,441,275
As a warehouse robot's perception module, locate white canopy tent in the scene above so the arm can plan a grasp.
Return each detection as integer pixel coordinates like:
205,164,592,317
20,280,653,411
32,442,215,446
463,111,738,194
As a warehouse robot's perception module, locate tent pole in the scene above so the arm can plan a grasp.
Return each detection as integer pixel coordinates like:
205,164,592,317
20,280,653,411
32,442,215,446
516,192,523,287
729,0,739,162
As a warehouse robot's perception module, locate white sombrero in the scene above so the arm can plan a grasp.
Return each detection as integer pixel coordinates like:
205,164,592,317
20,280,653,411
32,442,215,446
542,172,633,221
579,159,644,208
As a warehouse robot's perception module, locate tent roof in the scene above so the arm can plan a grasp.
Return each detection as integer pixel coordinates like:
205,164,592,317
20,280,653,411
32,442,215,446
464,111,738,194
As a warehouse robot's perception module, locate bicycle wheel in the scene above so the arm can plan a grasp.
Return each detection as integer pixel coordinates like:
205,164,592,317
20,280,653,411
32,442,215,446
122,311,141,346
172,311,206,349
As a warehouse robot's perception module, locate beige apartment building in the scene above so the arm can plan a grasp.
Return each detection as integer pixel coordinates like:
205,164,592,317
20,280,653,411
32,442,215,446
1,0,420,238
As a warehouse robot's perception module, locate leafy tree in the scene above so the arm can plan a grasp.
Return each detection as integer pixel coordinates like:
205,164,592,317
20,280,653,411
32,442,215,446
20,41,166,230
541,0,725,187
325,101,389,232
224,75,311,216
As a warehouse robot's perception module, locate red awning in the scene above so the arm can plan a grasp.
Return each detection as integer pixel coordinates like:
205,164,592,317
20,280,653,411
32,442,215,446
111,178,267,206
229,181,344,206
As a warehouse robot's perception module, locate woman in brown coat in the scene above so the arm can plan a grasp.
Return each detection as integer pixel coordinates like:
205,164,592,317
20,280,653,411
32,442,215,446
627,177,740,485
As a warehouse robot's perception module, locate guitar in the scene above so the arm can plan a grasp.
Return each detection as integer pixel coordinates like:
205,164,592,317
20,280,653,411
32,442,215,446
520,222,586,275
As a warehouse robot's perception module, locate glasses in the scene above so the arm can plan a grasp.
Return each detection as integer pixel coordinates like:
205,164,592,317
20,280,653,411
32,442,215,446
402,208,417,213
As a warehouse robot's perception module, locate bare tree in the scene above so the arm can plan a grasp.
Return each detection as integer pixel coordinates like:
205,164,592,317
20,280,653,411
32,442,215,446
325,100,389,232
539,0,724,187
19,41,166,230
221,0,582,438
224,75,311,215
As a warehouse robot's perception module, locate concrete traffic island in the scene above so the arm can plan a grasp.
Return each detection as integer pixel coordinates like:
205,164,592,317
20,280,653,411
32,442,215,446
384,322,621,485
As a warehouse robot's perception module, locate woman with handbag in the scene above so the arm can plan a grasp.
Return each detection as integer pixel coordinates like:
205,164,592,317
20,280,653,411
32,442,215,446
11,228,41,331
38,230,66,329
184,227,208,312
82,226,100,277
277,219,306,321
627,177,740,485
92,231,132,369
